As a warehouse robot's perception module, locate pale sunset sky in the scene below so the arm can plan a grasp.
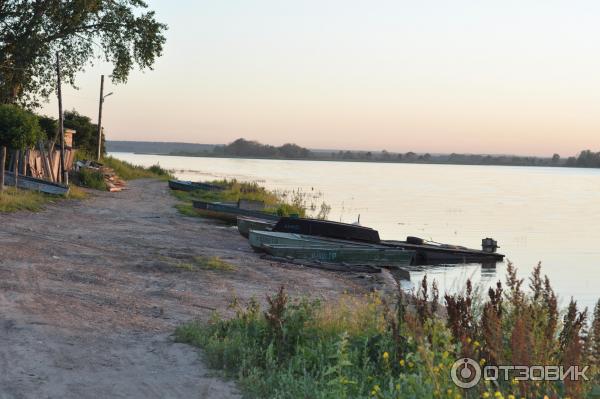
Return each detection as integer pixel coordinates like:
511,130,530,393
41,1,600,156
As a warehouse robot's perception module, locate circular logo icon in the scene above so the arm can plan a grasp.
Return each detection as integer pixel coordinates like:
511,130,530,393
451,358,482,388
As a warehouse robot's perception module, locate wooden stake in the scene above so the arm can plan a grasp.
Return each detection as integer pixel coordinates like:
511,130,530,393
56,52,68,185
0,146,6,192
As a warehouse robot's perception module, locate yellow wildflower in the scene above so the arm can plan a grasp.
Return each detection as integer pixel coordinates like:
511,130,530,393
482,393,490,398
383,352,389,361
399,359,405,367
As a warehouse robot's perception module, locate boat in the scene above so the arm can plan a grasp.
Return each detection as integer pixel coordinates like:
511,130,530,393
249,230,503,265
272,217,380,243
248,230,380,251
380,237,504,265
168,179,225,192
262,244,414,267
237,216,277,238
193,200,280,222
3,171,69,195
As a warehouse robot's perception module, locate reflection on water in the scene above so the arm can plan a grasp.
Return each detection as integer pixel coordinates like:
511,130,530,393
111,153,600,310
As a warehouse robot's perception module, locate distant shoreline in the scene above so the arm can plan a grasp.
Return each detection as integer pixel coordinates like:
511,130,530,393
108,151,600,170
107,140,600,169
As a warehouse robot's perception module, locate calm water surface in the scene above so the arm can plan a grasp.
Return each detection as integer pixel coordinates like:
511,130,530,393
112,153,600,310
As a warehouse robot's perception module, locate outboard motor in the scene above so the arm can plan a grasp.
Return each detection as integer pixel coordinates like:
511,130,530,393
481,238,499,253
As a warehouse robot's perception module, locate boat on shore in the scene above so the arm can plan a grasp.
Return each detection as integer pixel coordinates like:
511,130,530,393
192,200,280,222
248,230,373,250
262,244,414,267
248,227,503,265
168,179,225,192
237,216,277,238
4,171,69,195
273,217,380,243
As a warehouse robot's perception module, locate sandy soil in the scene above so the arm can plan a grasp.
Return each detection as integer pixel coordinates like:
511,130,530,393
0,179,371,398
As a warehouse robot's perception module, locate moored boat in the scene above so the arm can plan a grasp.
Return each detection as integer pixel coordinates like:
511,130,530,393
381,238,504,264
248,230,378,251
262,244,414,267
168,179,225,192
237,216,277,238
4,171,69,195
193,200,280,222
273,217,380,243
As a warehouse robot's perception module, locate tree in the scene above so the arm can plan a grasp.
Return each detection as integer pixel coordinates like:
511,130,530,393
63,110,104,156
552,153,561,165
0,104,44,149
0,104,44,191
0,1,167,106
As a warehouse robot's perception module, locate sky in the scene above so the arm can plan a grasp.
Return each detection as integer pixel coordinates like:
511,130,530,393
41,0,600,156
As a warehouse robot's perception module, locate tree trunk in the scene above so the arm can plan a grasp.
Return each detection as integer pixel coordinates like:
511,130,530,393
0,146,6,192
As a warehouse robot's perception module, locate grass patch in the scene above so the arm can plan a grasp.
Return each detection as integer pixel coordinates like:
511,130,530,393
170,255,236,272
176,266,600,399
0,187,52,212
172,179,309,220
66,185,88,200
194,255,236,271
75,168,107,190
101,156,173,180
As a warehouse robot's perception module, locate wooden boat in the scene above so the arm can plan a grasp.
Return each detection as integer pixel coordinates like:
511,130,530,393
193,200,280,222
262,244,414,266
273,217,380,243
381,238,504,265
168,179,225,192
250,230,503,265
3,171,69,195
237,216,277,238
248,230,380,251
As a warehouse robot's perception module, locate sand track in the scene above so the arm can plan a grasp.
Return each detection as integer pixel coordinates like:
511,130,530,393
0,180,365,398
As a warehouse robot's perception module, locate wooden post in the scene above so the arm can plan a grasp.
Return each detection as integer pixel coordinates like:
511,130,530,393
97,74,105,161
56,52,68,185
14,149,19,188
38,141,54,182
0,146,6,192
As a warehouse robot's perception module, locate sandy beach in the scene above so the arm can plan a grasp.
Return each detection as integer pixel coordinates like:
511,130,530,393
0,179,370,398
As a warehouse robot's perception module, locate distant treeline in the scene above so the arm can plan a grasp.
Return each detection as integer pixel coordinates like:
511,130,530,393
166,138,600,168
172,138,311,159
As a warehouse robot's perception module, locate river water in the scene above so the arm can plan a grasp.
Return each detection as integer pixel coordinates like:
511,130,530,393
111,152,600,311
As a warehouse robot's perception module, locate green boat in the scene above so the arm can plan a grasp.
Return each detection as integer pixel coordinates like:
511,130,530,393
248,230,371,250
237,217,277,238
262,244,414,266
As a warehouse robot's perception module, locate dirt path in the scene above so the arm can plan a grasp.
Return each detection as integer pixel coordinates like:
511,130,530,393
0,180,367,398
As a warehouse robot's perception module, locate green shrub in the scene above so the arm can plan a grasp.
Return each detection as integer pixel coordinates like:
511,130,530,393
76,168,107,190
176,266,599,399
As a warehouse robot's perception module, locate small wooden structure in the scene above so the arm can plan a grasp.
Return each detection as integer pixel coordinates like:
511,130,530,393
2,129,76,188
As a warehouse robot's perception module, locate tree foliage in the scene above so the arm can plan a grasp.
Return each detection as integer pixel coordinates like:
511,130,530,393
214,138,311,159
0,0,167,106
0,104,45,149
63,109,104,155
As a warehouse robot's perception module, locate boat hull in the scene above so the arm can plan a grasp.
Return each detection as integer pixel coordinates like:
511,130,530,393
237,217,277,238
262,244,414,266
381,240,504,265
273,217,380,243
168,180,224,192
3,171,68,195
193,200,280,222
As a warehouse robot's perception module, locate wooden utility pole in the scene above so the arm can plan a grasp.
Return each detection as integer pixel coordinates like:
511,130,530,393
0,146,6,192
56,52,68,185
97,74,104,161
